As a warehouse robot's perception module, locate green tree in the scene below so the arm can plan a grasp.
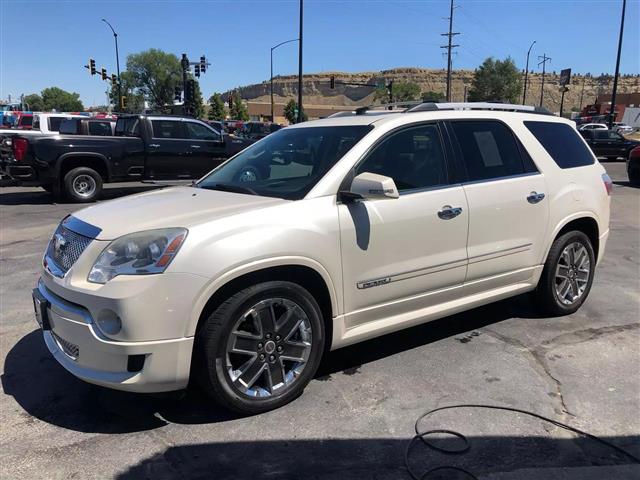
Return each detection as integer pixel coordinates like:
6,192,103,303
229,91,249,121
126,49,182,109
208,93,226,120
23,93,43,111
421,90,445,102
374,81,421,103
191,78,205,119
468,57,522,103
108,71,144,113
283,99,307,124
39,87,84,111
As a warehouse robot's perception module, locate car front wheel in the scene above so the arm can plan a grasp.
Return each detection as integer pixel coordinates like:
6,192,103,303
196,281,325,414
536,231,596,316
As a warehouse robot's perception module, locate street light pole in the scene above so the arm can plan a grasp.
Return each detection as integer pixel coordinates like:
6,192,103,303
102,19,122,111
270,39,298,122
297,0,304,123
608,0,626,129
522,40,536,105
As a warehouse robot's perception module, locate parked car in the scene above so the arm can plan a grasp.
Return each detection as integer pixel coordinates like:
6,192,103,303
32,102,610,414
1,114,236,202
627,146,640,186
578,123,608,131
204,120,225,133
0,113,88,139
58,117,116,136
612,122,634,135
236,121,282,142
224,120,243,134
15,113,34,129
579,128,640,161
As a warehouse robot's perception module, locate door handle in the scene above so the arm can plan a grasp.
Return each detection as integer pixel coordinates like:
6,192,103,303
149,144,160,148
190,145,201,149
527,191,545,204
437,205,463,220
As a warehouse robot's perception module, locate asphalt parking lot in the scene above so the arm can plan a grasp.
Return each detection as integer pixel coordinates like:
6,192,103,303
1,163,639,479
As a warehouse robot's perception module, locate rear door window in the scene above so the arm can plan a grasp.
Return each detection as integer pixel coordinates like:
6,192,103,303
151,120,186,139
524,121,595,169
88,121,113,136
450,120,530,181
48,117,66,132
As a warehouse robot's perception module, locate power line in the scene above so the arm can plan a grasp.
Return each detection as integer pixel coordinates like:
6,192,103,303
440,0,460,102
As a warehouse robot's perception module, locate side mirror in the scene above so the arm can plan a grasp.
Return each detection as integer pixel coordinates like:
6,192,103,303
341,172,399,202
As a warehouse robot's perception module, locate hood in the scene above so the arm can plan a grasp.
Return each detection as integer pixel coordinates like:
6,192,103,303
71,186,286,240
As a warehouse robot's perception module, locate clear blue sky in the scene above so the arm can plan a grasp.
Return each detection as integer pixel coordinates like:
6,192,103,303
1,0,638,106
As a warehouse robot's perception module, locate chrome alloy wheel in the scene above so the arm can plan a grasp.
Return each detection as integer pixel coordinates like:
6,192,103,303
72,174,97,198
225,298,312,398
555,242,591,305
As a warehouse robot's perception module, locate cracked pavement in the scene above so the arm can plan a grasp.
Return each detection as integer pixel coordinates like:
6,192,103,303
1,163,639,479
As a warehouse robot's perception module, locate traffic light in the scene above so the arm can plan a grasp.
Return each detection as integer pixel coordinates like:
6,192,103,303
174,86,182,101
89,58,96,75
101,68,108,81
185,79,195,104
194,64,201,78
330,75,335,89
111,74,118,87
200,55,206,73
120,96,127,110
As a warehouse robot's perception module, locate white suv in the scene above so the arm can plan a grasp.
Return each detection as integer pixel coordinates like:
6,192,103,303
33,102,611,413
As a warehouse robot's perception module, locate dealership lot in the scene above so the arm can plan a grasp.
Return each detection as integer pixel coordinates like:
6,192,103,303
1,162,638,479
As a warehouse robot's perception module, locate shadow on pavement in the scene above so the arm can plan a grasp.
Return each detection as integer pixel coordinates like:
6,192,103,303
2,296,545,434
113,436,640,480
613,180,639,189
0,184,164,205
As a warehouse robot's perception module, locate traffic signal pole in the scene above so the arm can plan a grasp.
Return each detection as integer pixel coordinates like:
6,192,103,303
102,19,122,112
297,0,304,123
608,0,626,129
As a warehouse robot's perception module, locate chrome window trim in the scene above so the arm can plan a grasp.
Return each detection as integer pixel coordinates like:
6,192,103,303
461,171,542,186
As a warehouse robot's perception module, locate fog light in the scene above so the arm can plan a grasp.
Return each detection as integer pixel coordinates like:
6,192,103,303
96,309,122,335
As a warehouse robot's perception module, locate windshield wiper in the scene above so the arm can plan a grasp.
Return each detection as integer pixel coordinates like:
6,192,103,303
199,183,258,196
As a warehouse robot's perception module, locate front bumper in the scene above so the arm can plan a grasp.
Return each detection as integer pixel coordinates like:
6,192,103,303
34,279,194,392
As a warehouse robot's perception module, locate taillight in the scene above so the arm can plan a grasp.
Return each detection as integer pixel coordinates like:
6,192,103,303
12,138,28,161
602,173,613,196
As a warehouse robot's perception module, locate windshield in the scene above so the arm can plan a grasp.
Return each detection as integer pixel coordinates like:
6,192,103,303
198,125,372,200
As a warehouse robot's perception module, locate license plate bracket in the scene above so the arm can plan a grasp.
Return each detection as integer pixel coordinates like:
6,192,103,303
32,288,51,331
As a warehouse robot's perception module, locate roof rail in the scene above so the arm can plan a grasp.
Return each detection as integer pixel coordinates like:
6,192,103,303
406,102,554,115
326,101,423,118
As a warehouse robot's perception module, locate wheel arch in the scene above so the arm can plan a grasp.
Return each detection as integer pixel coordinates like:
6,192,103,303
56,153,111,182
543,214,600,264
188,258,338,343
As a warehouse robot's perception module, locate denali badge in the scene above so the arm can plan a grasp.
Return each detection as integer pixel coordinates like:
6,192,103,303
357,277,391,289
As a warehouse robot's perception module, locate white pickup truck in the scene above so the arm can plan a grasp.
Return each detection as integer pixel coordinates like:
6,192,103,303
0,113,88,138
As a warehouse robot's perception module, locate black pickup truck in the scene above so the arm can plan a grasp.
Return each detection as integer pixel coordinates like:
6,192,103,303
578,128,640,161
1,114,250,202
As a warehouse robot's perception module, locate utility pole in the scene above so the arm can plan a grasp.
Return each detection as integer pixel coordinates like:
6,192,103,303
440,0,459,102
538,53,551,107
102,19,122,111
608,0,626,128
181,54,190,115
522,40,536,105
297,0,304,123
579,76,586,112
270,39,298,122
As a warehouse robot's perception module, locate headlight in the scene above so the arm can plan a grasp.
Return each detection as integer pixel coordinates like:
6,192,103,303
88,228,187,284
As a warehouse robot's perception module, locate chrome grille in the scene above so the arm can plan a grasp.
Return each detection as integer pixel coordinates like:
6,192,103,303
45,224,92,276
52,332,79,360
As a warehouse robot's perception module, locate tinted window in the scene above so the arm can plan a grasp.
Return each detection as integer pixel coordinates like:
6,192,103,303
88,121,113,136
451,120,527,181
594,131,609,140
48,117,66,132
58,119,79,135
198,126,371,200
607,131,623,140
525,121,595,169
19,116,33,126
152,120,186,139
115,117,140,137
186,122,218,140
356,124,447,191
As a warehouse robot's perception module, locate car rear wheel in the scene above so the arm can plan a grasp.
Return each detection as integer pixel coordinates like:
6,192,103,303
535,231,595,316
628,167,640,187
63,167,102,203
196,281,325,414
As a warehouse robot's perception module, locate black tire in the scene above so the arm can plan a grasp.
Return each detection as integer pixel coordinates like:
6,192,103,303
535,231,596,316
63,167,102,203
628,167,640,187
196,281,325,414
607,156,619,162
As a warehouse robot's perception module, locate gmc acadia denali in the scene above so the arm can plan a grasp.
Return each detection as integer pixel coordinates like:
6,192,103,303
32,102,611,413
